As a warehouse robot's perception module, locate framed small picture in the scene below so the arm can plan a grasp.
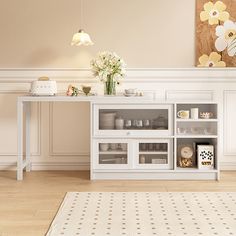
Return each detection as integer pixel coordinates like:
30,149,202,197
198,145,214,170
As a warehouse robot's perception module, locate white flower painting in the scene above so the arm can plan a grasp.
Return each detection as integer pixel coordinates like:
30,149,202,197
196,0,236,67
215,20,236,56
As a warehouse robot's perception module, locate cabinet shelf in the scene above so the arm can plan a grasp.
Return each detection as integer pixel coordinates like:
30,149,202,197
175,167,218,173
99,151,127,155
100,159,125,162
176,135,217,138
176,119,218,122
139,151,168,155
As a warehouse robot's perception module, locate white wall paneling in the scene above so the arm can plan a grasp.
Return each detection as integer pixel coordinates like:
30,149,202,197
1,68,236,171
0,93,21,156
49,102,90,157
165,90,214,101
223,91,236,157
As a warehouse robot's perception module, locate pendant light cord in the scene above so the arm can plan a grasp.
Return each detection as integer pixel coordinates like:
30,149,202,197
80,0,83,29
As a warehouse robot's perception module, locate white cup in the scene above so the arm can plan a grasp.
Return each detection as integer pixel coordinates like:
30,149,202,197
121,143,127,151
177,127,186,134
203,128,213,135
100,143,109,151
191,108,199,119
191,127,200,134
110,143,117,150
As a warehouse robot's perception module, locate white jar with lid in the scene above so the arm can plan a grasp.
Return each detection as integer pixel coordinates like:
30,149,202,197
115,117,124,129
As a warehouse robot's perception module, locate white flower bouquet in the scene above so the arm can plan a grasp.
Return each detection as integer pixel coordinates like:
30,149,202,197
91,51,126,95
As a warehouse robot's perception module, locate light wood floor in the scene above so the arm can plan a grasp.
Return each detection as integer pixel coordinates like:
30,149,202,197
0,171,236,236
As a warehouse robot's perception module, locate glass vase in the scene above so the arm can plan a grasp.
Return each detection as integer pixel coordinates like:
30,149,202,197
104,75,116,95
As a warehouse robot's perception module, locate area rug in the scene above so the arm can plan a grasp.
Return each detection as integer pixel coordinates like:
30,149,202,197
46,192,236,236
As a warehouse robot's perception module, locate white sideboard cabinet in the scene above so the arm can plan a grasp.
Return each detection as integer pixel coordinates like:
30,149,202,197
91,101,219,180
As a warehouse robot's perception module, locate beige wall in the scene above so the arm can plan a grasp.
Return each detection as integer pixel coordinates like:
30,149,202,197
2,2,236,174
0,0,195,68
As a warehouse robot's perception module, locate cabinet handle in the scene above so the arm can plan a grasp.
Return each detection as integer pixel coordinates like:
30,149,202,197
126,131,131,135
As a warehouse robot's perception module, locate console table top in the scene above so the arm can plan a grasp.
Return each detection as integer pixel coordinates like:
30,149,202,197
17,95,217,104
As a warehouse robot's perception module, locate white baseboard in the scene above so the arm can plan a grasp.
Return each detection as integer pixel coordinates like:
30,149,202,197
0,162,17,171
0,162,90,171
31,162,90,171
220,162,236,171
0,161,235,171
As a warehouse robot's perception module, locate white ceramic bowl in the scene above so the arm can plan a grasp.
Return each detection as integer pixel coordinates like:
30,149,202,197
125,88,136,94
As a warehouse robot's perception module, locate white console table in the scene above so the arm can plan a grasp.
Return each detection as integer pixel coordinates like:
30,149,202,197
17,96,219,181
17,95,152,180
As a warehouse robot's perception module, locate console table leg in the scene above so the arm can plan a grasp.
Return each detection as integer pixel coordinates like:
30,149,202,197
17,100,23,180
25,102,31,172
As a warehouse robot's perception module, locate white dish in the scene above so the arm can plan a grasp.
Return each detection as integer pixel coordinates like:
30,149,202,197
100,112,116,117
124,93,136,97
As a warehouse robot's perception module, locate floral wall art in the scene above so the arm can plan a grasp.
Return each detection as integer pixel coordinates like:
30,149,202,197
196,0,236,67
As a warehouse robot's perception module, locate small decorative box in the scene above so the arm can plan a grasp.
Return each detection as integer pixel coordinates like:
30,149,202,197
198,145,214,169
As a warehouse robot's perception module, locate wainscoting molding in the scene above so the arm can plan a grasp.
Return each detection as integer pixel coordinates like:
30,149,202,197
1,68,236,84
0,68,236,171
48,102,90,157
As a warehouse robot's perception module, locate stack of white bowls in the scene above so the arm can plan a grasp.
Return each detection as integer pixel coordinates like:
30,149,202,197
99,112,117,129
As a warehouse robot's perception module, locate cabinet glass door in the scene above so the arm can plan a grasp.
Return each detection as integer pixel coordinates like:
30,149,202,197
136,139,173,169
94,104,173,137
93,140,130,169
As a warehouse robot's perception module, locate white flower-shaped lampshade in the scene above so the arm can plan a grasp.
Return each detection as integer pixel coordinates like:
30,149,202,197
71,29,94,46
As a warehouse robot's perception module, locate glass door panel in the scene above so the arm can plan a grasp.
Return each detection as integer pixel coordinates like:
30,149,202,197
99,109,168,131
93,140,130,170
99,143,128,165
136,140,172,169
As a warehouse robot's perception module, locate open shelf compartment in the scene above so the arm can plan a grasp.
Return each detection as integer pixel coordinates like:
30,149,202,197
176,138,218,171
176,103,217,119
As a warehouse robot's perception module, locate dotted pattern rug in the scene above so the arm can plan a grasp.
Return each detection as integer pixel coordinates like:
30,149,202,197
46,192,236,236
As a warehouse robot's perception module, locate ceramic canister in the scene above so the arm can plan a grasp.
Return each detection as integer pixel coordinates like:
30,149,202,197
115,117,124,129
191,108,199,119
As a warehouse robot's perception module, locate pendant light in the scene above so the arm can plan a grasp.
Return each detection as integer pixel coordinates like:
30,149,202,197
71,0,94,46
